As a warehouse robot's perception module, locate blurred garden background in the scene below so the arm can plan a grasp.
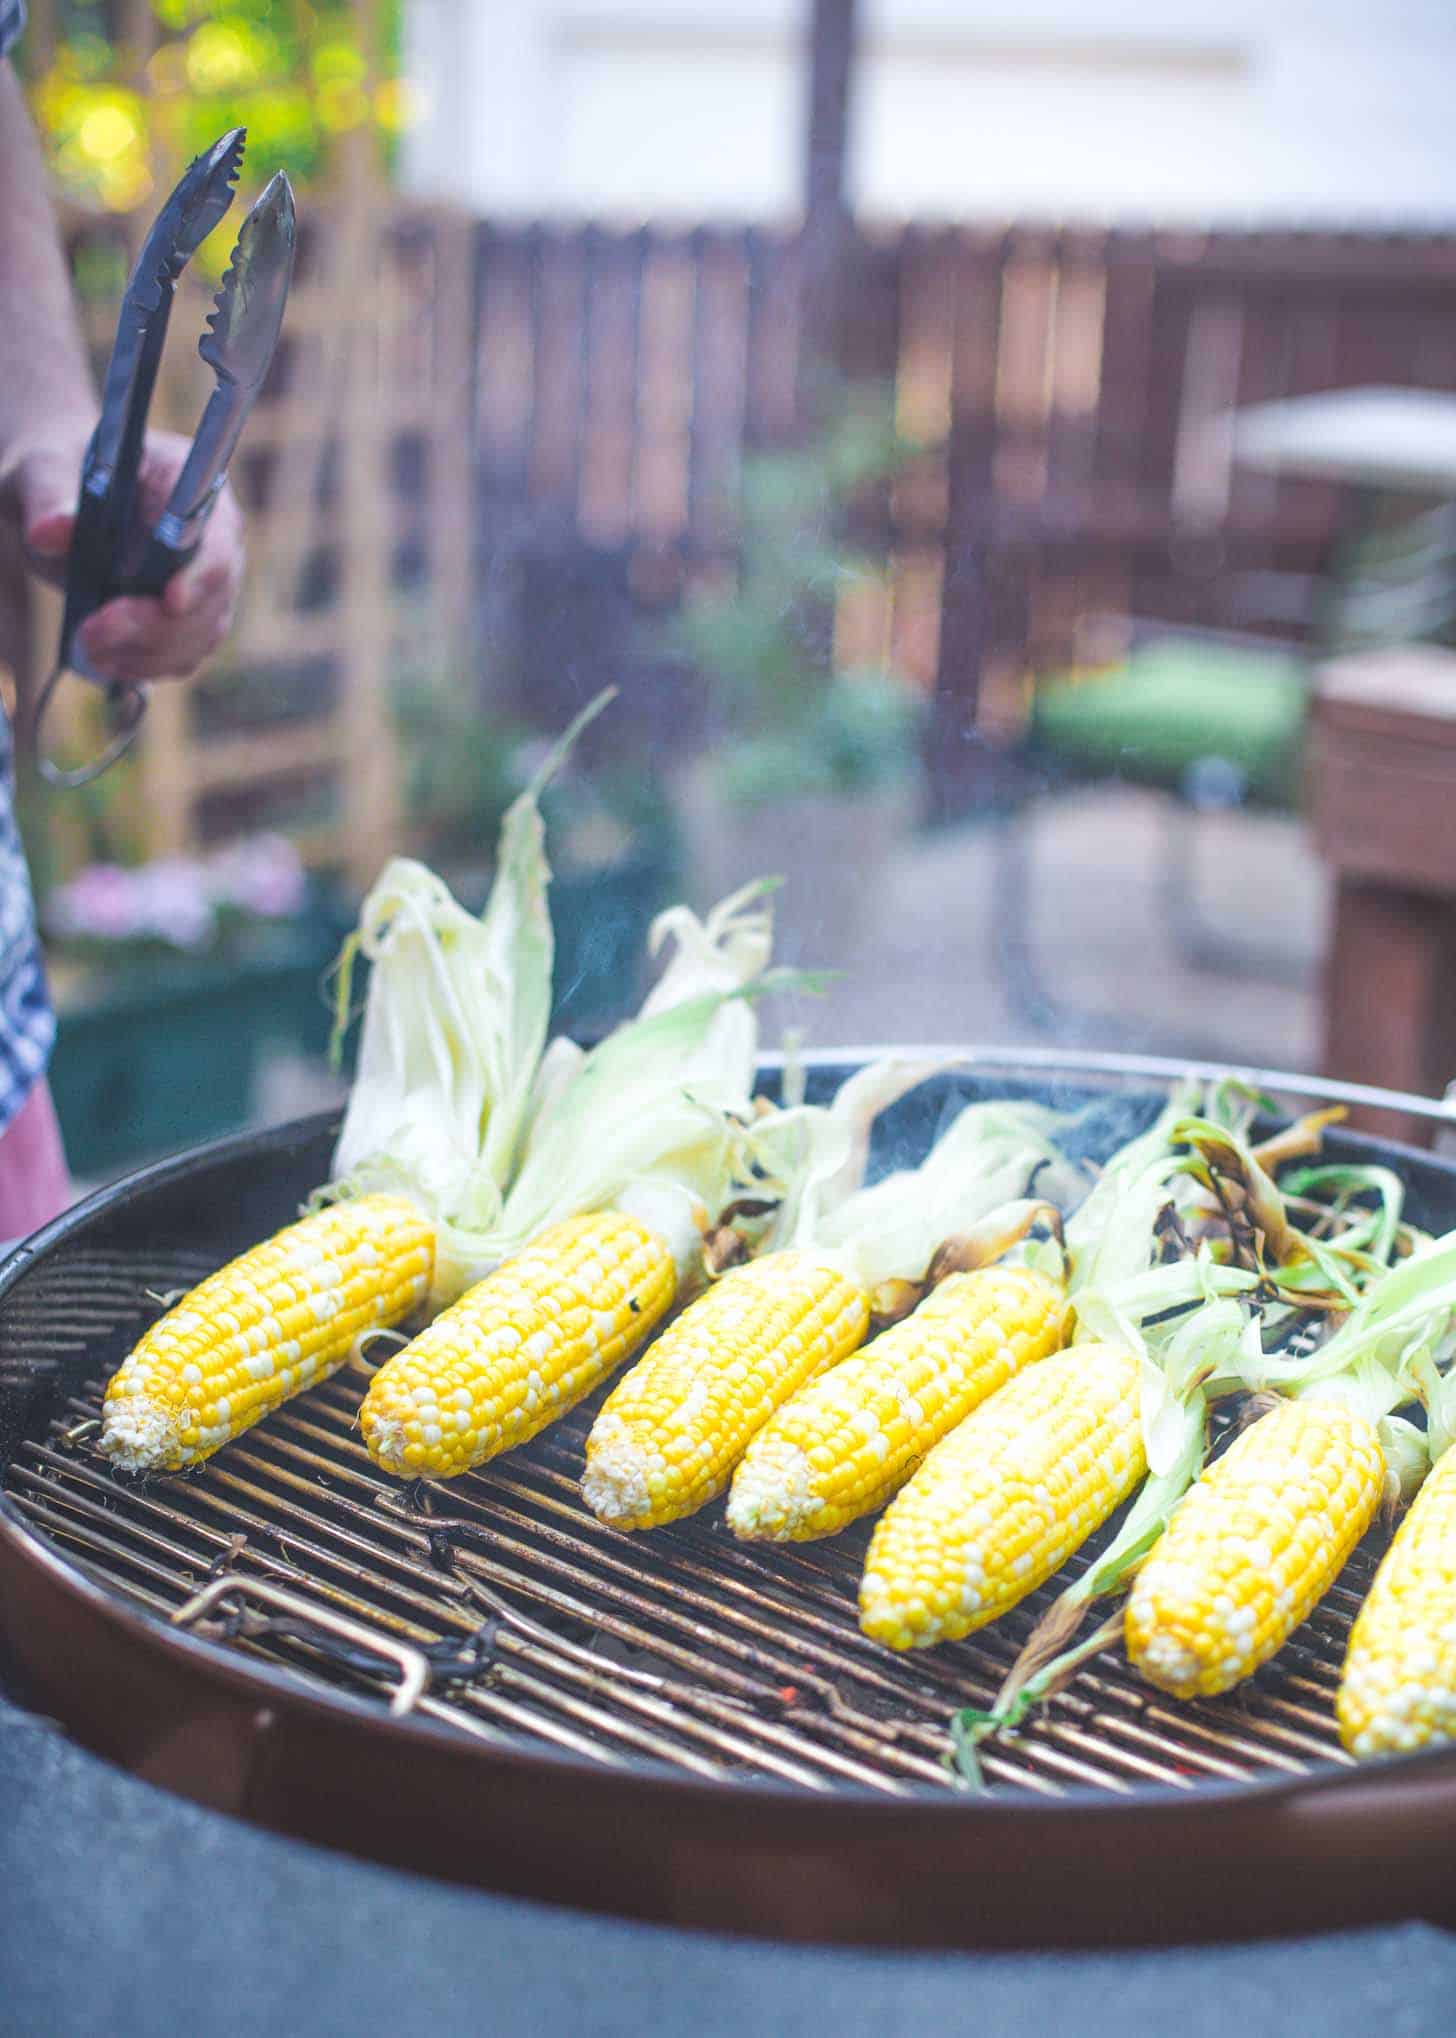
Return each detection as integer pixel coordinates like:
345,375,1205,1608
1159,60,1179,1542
9,0,1456,1176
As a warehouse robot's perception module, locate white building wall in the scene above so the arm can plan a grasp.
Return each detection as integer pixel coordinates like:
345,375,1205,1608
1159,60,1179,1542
402,1,1456,226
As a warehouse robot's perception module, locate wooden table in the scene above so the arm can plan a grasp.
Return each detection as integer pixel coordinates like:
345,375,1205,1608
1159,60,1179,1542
1231,386,1456,497
1227,389,1456,1136
1229,386,1456,655
1307,645,1456,1143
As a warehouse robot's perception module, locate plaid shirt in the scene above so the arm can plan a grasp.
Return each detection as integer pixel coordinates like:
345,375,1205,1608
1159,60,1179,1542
0,0,58,1139
0,719,53,1133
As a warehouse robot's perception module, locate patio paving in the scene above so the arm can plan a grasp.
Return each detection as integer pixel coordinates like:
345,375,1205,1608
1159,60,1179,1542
758,784,1325,1073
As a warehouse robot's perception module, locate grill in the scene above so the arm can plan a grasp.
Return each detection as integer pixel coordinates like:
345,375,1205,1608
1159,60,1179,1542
5,1334,1377,1799
4,1049,1456,1949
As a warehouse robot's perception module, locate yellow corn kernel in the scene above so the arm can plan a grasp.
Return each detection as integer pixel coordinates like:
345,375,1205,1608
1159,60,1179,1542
361,1209,675,1478
860,1341,1145,1650
101,1194,433,1473
1127,1396,1384,1700
581,1249,869,1530
1338,1446,1456,1757
727,1265,1068,1541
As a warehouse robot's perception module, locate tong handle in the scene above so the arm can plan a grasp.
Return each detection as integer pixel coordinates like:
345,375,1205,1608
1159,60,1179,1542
131,523,200,601
31,664,148,790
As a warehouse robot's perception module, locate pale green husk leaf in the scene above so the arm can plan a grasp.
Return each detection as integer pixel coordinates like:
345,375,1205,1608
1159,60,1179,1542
325,691,613,1231
428,888,783,1296
815,1092,1085,1290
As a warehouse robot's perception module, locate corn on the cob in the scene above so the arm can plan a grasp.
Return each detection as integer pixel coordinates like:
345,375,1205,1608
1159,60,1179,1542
726,1265,1068,1542
582,1250,869,1530
100,1195,433,1473
359,1209,676,1477
1125,1396,1384,1699
1337,1445,1456,1756
860,1341,1146,1650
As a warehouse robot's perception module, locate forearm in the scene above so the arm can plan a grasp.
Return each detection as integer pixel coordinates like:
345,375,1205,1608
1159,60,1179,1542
0,60,95,488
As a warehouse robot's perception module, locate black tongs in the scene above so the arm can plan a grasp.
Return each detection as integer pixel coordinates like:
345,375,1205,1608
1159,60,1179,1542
34,128,296,787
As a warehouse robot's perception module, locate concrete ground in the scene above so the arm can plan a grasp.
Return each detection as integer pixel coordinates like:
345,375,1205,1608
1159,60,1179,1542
756,783,1325,1074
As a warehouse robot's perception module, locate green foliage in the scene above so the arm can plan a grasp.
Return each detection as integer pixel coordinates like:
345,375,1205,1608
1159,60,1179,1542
668,388,927,809
25,1,406,216
718,669,924,808
393,668,676,880
392,666,531,867
539,760,679,877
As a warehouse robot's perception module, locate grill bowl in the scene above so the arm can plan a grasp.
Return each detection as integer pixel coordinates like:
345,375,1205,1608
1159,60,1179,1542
4,1049,1456,1948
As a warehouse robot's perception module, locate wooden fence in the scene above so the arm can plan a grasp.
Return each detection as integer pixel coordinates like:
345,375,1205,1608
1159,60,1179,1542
468,222,1456,749
19,210,1456,877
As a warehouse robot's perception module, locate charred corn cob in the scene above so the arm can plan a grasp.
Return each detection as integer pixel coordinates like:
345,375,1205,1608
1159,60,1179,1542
1126,1396,1385,1699
100,1195,433,1472
360,1209,677,1477
726,1264,1068,1541
860,1341,1146,1649
582,1250,870,1530
1337,1446,1456,1756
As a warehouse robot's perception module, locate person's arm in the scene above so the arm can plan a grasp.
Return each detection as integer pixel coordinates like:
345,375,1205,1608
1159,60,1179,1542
0,60,244,684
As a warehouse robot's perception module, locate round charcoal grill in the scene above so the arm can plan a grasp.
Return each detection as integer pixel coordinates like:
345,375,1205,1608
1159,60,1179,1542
4,1049,1456,1950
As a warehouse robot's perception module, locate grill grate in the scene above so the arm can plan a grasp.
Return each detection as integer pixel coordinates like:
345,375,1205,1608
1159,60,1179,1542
2,1245,1375,1800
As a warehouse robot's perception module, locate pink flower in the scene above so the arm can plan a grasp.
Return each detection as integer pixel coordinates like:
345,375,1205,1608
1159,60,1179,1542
133,860,215,951
210,833,306,919
49,864,142,942
45,831,307,954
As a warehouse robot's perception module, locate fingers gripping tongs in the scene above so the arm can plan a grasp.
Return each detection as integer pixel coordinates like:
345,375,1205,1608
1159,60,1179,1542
34,129,296,788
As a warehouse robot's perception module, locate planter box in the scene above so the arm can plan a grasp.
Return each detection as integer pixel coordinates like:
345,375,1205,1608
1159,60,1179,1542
48,931,338,1178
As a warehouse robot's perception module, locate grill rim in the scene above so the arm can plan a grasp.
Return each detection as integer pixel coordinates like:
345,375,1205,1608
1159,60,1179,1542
2,1047,1456,1822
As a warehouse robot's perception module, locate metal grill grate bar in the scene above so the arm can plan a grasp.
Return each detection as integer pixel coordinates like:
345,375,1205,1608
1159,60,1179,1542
4,1338,1370,1799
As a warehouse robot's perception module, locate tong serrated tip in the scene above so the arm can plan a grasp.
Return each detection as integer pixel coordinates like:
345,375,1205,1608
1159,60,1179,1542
198,166,296,390
210,125,248,189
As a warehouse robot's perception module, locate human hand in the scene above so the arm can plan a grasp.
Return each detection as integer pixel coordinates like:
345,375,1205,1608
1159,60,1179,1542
7,424,245,684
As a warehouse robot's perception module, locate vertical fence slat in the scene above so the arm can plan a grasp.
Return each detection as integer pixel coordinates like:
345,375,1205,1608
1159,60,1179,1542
1090,231,1158,525
475,225,538,499
991,228,1058,515
688,230,751,556
529,229,590,509
633,234,698,548
429,207,477,681
1044,230,1108,517
931,228,1008,782
888,228,958,689
743,230,803,449
579,230,647,548
1223,244,1300,554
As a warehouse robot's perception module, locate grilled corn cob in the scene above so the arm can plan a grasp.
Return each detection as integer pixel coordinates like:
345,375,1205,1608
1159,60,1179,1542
1126,1396,1385,1699
860,1341,1146,1649
726,1264,1068,1541
1337,1445,1456,1756
101,1195,433,1472
360,1209,677,1477
582,1250,870,1530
